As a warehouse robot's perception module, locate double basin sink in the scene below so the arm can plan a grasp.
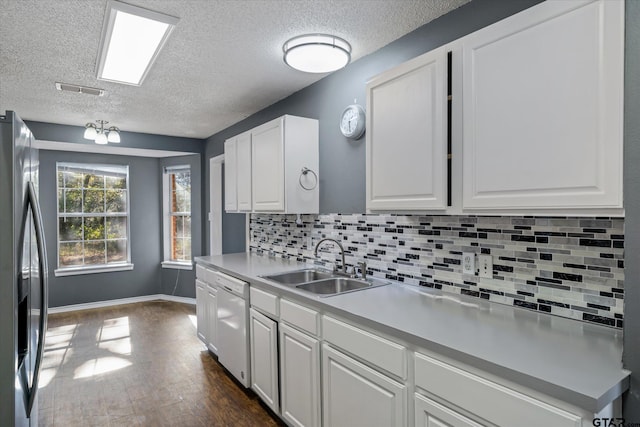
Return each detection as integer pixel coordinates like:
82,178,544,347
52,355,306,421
261,269,388,297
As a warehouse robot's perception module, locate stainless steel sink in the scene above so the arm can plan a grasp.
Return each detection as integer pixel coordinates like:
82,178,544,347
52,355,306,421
262,268,390,297
296,277,371,295
262,269,337,286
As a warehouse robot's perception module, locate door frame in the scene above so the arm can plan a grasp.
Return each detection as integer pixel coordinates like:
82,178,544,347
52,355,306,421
209,155,224,256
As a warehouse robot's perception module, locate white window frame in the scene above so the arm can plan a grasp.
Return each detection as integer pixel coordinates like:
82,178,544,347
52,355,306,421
54,162,133,277
162,165,193,270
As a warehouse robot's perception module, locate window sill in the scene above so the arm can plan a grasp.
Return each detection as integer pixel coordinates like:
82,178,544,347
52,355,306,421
161,261,193,270
54,263,134,277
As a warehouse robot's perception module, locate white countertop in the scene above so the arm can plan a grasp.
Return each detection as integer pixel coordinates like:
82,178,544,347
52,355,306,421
195,252,630,413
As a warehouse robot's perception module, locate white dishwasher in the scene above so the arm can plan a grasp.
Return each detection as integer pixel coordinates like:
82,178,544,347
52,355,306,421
215,271,250,388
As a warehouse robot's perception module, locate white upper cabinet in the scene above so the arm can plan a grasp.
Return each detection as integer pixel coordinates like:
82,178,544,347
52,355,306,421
224,115,319,214
236,131,252,212
462,0,624,211
252,118,285,212
366,47,448,211
252,115,319,214
223,138,238,212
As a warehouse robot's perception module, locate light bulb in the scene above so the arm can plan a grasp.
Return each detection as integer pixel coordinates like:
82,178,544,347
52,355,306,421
84,124,97,140
107,127,121,143
95,133,108,144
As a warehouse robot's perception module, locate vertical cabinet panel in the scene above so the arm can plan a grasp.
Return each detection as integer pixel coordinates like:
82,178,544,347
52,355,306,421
249,308,279,413
280,324,320,427
252,119,285,212
366,48,448,211
223,138,238,211
414,393,483,427
195,280,207,344
462,0,623,210
322,344,407,427
206,286,218,354
236,132,252,211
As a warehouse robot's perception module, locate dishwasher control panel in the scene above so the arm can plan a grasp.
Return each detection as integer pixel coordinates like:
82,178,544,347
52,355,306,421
215,271,248,297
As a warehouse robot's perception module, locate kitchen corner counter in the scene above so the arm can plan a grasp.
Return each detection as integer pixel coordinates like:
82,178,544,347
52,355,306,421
194,253,630,414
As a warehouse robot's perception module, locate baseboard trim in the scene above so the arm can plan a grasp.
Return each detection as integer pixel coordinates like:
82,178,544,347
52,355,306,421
48,294,196,314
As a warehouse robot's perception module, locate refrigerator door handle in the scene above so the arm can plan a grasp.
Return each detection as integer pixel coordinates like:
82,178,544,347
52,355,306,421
25,181,48,417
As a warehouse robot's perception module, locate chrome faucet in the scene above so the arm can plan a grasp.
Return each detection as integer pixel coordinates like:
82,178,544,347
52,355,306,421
357,261,368,280
314,238,347,274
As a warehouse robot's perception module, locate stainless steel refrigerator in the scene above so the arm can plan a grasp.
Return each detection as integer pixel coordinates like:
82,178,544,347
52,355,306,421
0,111,48,427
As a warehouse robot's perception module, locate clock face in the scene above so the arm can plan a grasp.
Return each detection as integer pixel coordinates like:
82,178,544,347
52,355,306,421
340,104,365,139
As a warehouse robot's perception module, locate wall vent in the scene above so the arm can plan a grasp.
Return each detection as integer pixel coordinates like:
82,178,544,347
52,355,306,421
55,82,105,96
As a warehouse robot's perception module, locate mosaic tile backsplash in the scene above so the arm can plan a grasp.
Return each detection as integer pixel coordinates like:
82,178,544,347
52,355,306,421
249,214,624,328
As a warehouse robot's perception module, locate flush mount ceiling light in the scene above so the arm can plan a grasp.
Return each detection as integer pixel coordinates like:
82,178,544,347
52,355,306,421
84,120,120,145
283,34,351,73
96,0,179,86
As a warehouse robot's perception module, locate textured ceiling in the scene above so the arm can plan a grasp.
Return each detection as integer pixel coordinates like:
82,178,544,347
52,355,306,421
0,0,469,139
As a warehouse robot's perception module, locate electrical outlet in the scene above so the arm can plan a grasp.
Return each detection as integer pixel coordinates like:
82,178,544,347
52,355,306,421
479,254,493,278
462,252,475,275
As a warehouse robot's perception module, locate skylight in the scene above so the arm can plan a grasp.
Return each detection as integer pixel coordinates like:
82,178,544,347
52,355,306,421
96,0,179,86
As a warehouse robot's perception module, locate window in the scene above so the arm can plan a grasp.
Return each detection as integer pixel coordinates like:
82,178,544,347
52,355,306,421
163,166,191,268
56,163,131,275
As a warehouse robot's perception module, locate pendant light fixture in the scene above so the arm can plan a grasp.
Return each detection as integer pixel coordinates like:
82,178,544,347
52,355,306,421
84,120,121,144
283,34,351,73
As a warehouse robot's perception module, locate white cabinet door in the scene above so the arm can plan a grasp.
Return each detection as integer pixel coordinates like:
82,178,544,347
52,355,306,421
206,286,218,355
366,47,448,211
236,131,252,211
322,344,407,427
195,279,207,344
462,0,623,210
249,308,279,413
224,138,238,212
280,324,320,427
414,393,483,427
252,118,285,212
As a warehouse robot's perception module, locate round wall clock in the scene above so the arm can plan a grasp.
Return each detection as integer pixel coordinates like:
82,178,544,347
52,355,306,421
339,104,366,140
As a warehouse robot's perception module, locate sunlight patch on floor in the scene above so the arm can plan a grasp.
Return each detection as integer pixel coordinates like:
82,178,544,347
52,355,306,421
98,337,132,355
74,356,132,379
97,316,130,341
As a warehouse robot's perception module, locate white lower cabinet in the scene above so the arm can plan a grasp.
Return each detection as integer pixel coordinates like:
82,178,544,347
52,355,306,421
414,352,583,427
206,284,218,354
249,308,279,413
195,279,207,344
414,393,482,427
322,343,407,427
280,323,320,427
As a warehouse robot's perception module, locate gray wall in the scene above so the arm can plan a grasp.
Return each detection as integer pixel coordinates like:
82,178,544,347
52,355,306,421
623,0,640,420
31,121,205,306
202,0,543,255
40,150,163,307
27,120,203,153
159,155,202,298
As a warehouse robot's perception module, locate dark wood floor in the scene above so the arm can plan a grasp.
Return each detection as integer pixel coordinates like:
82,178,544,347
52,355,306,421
39,300,283,426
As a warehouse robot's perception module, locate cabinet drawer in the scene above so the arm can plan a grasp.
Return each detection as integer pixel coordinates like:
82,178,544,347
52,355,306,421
322,316,406,380
414,353,582,427
196,264,217,284
196,264,207,280
250,287,279,317
280,299,319,336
